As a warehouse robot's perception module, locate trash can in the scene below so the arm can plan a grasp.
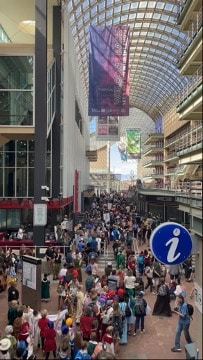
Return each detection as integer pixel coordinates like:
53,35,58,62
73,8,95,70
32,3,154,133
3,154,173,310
185,343,197,359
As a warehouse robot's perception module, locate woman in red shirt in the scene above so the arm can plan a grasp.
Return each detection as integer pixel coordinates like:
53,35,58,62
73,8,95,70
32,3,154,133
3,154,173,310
38,309,49,349
102,326,114,355
80,307,95,341
43,320,57,360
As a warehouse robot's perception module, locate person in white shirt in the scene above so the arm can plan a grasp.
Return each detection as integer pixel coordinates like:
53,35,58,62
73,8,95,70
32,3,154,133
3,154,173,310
96,236,101,255
124,270,136,297
17,226,24,240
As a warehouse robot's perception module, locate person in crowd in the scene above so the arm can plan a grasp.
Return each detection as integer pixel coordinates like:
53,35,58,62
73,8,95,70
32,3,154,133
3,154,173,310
85,270,95,294
152,259,161,294
57,278,67,310
45,246,54,275
137,251,144,276
110,302,123,356
117,296,127,345
168,264,180,281
127,254,136,277
80,307,95,341
152,278,172,317
91,258,99,278
102,326,114,355
7,300,18,326
17,226,24,240
75,285,85,325
171,294,192,352
132,291,147,335
124,270,136,297
87,332,98,357
73,250,83,283
144,263,153,293
13,310,24,340
29,310,41,350
107,270,119,292
38,309,49,349
116,248,125,270
75,340,91,360
8,282,19,306
41,273,50,303
2,325,17,358
183,255,194,282
57,325,71,360
53,247,62,280
0,338,11,360
174,279,186,308
43,320,57,360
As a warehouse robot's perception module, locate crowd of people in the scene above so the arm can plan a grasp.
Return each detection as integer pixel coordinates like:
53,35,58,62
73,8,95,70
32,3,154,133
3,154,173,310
0,191,195,359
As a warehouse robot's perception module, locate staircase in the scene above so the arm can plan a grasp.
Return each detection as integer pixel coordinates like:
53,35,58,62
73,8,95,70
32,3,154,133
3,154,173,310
97,249,116,271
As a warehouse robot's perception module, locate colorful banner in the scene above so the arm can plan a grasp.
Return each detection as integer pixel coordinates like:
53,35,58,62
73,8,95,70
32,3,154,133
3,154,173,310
96,116,120,141
126,129,141,159
88,25,130,116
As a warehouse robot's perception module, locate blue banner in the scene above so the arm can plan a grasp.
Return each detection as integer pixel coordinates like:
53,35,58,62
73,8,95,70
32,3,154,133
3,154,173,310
88,26,130,116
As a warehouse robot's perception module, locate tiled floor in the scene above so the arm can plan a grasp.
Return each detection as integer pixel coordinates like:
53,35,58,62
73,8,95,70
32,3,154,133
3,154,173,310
0,256,195,359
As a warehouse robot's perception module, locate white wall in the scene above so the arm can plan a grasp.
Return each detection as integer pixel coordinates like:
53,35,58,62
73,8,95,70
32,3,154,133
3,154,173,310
62,7,89,210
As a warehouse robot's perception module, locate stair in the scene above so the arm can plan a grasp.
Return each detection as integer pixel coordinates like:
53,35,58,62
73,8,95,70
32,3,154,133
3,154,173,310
97,250,116,271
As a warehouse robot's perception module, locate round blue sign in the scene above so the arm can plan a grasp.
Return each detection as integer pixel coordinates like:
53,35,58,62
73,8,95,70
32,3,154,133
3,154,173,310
150,222,192,265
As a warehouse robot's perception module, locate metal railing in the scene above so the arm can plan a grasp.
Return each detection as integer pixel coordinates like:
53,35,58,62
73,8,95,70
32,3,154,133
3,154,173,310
177,66,202,107
177,6,202,59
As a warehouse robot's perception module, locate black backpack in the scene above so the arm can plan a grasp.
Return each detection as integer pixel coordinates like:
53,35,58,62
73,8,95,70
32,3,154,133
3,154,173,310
112,314,123,337
187,303,194,317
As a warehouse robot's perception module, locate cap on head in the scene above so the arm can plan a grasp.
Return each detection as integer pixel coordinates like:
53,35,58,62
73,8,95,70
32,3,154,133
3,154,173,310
0,338,11,351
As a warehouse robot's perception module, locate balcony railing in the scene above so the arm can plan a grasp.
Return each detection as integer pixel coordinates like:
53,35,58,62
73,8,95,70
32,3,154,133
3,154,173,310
177,66,202,107
175,124,203,152
177,6,202,59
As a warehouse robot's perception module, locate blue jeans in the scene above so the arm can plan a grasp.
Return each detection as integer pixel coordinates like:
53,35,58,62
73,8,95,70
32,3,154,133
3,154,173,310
175,322,192,348
135,315,145,331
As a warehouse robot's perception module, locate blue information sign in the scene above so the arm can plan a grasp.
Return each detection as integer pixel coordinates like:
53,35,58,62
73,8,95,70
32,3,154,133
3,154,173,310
150,222,192,265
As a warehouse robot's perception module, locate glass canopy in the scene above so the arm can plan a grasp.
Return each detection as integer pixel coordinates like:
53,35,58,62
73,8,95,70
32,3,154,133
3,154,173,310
66,0,190,120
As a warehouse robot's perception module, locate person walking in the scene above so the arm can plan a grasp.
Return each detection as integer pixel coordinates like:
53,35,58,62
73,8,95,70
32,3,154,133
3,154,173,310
171,294,192,353
41,274,50,303
132,291,147,336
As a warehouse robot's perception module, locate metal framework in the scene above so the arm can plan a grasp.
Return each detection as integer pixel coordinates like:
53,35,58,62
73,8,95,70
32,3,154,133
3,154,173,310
64,0,191,120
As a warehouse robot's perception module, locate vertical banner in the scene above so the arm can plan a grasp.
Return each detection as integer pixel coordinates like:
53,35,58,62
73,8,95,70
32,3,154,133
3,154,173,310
88,25,130,116
126,129,141,159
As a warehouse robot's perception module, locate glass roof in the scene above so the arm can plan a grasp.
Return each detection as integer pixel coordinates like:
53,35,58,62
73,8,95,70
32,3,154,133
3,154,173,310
66,0,191,120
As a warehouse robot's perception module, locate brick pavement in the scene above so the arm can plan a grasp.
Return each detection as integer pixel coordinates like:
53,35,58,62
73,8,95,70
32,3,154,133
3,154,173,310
0,258,195,359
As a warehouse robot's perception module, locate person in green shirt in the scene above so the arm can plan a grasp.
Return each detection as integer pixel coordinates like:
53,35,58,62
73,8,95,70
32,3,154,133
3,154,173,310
116,249,125,270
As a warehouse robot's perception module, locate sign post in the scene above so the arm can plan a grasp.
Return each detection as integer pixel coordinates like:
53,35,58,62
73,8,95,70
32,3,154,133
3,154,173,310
150,222,192,265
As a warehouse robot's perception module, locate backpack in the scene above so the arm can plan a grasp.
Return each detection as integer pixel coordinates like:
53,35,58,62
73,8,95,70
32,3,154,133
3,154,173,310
85,276,94,291
112,314,123,337
187,303,194,317
87,302,98,317
134,297,145,315
75,350,91,360
137,256,144,265
85,264,92,273
17,340,27,358
125,302,132,317
158,284,167,296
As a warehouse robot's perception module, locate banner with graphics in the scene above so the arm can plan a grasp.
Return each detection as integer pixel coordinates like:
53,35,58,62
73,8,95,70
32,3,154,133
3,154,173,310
126,129,141,159
88,25,130,116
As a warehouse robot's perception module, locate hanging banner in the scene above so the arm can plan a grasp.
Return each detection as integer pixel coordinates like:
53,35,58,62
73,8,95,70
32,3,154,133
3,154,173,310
88,25,130,116
126,129,141,159
96,116,120,141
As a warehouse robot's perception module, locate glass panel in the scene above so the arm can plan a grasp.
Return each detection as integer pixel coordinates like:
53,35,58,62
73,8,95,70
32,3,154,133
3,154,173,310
0,210,6,230
5,152,15,167
4,168,15,197
0,90,33,126
17,152,27,167
7,209,21,230
0,56,33,89
28,168,34,197
17,140,27,151
0,150,3,167
28,152,34,167
5,141,15,151
16,168,27,197
29,140,34,152
0,170,3,196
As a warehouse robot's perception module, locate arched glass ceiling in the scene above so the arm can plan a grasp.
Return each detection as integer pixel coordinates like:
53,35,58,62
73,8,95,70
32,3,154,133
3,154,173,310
66,0,191,120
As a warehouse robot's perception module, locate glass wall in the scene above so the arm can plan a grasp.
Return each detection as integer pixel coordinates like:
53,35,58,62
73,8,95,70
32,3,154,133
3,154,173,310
0,139,51,198
0,56,34,125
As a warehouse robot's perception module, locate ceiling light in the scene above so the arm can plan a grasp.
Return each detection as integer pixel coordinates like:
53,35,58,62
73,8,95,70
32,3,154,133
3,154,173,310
19,20,35,36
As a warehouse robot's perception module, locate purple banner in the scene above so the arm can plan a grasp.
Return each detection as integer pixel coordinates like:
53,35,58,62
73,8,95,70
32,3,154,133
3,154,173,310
88,26,130,116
